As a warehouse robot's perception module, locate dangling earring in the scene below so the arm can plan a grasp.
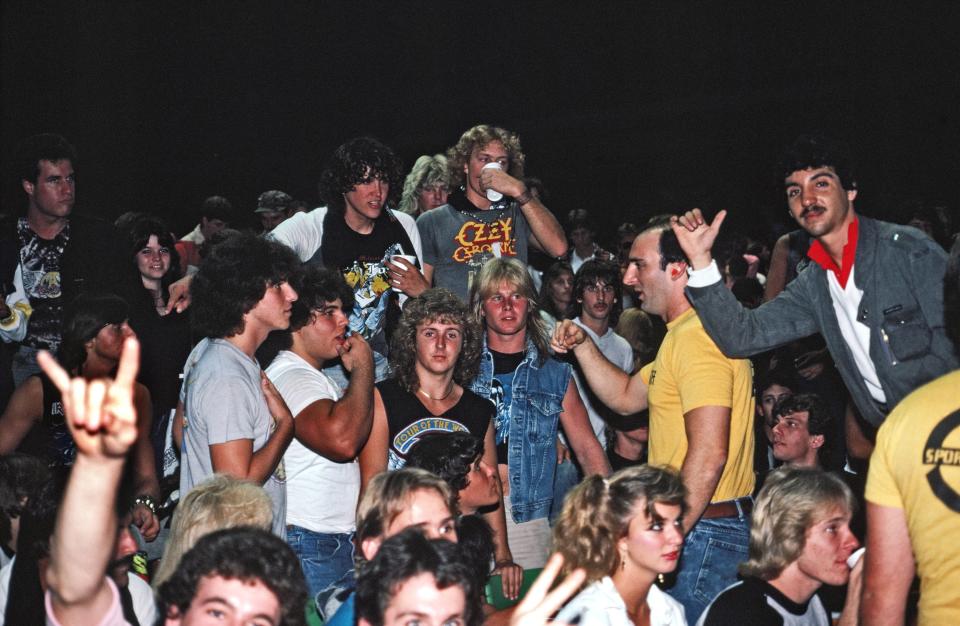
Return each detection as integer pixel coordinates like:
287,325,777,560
658,573,665,584
620,551,627,571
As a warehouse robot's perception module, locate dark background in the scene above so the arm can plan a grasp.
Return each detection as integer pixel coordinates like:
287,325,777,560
3,2,958,244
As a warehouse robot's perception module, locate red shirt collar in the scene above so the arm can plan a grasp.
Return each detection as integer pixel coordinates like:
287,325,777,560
806,218,858,288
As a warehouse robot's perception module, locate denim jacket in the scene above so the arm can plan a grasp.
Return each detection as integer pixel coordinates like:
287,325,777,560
469,338,572,523
687,216,957,427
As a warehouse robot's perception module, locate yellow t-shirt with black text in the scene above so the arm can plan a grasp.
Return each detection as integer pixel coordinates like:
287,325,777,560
640,307,755,502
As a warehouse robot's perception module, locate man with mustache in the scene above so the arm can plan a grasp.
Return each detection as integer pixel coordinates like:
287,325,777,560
672,134,957,437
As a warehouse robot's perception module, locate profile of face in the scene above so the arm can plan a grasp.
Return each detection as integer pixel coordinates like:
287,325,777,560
617,500,684,578
758,384,793,444
367,572,466,626
458,455,499,514
300,299,349,362
418,183,449,213
622,231,676,320
481,281,530,339
415,319,463,377
771,410,822,466
464,141,508,203
246,281,298,332
136,234,172,283
259,210,287,233
169,575,281,626
548,272,574,309
794,506,859,587
784,167,856,239
23,159,75,220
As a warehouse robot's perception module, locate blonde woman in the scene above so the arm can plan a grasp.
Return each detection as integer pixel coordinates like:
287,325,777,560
151,474,273,588
553,465,688,626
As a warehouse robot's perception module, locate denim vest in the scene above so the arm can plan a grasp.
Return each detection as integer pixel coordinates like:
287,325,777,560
469,338,572,523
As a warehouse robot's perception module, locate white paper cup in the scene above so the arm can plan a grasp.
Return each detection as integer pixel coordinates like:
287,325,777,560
482,162,503,202
847,547,865,569
390,254,417,269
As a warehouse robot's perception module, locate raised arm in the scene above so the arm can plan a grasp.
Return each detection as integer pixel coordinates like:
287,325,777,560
551,320,648,415
481,167,567,258
292,334,375,461
42,337,140,626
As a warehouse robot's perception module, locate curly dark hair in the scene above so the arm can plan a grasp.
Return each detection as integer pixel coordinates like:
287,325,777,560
406,432,484,494
777,133,857,190
190,232,300,339
126,216,183,304
774,393,834,465
318,137,403,213
156,526,307,626
0,454,51,547
355,529,481,626
15,133,77,183
447,125,525,189
388,288,482,394
573,259,622,321
59,294,130,372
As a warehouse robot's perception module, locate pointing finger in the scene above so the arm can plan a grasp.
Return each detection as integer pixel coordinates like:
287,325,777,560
37,350,72,395
114,337,141,390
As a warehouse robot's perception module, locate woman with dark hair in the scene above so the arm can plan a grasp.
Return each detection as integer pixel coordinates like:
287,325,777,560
125,217,193,482
539,261,575,325
0,294,161,541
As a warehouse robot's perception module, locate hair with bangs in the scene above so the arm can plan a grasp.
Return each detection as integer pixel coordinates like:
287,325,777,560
447,125,525,189
552,465,687,583
469,257,549,358
740,466,856,580
398,154,452,216
356,468,457,549
389,288,482,393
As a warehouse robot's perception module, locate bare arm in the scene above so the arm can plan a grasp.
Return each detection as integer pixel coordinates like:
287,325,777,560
208,373,294,484
293,335,375,461
130,384,161,541
861,502,915,626
481,420,522,599
559,380,611,477
43,338,140,626
357,389,389,496
763,233,791,302
680,405,730,530
552,320,648,414
0,376,43,454
421,262,434,287
520,197,568,258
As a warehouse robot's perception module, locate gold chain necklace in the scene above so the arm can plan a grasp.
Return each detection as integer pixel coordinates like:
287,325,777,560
417,385,455,402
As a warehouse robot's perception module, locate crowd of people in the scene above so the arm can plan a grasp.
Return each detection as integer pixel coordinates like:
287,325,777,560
0,127,957,626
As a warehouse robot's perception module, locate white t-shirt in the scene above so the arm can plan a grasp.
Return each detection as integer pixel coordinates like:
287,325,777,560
266,350,360,534
557,577,687,626
573,319,635,448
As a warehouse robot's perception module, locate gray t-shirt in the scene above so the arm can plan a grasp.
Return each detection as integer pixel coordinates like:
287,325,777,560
179,338,286,538
416,195,531,302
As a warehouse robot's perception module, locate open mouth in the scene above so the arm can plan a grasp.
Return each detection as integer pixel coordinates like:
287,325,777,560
802,205,826,220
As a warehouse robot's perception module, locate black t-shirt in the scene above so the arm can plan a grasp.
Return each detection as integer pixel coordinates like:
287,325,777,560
490,349,525,464
319,210,417,354
377,378,494,470
18,374,76,468
700,577,830,626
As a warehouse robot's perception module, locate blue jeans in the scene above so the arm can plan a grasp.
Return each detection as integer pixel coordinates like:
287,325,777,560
667,509,750,623
549,457,581,524
286,526,355,599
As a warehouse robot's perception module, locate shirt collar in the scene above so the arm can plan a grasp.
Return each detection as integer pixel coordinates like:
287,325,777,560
806,217,858,288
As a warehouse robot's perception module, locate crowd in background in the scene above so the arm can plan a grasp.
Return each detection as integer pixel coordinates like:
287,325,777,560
0,127,958,626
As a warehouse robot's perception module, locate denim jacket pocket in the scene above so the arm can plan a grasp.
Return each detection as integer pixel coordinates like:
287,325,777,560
881,304,932,363
525,391,563,441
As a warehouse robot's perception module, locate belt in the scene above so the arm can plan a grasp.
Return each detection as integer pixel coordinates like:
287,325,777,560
701,496,753,519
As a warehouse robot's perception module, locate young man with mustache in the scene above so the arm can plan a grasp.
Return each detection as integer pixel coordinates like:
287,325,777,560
673,134,957,436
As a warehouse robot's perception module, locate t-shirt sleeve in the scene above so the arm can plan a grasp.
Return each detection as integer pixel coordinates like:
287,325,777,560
416,212,441,266
269,366,339,417
674,326,735,414
195,375,262,445
864,419,905,509
268,211,322,262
